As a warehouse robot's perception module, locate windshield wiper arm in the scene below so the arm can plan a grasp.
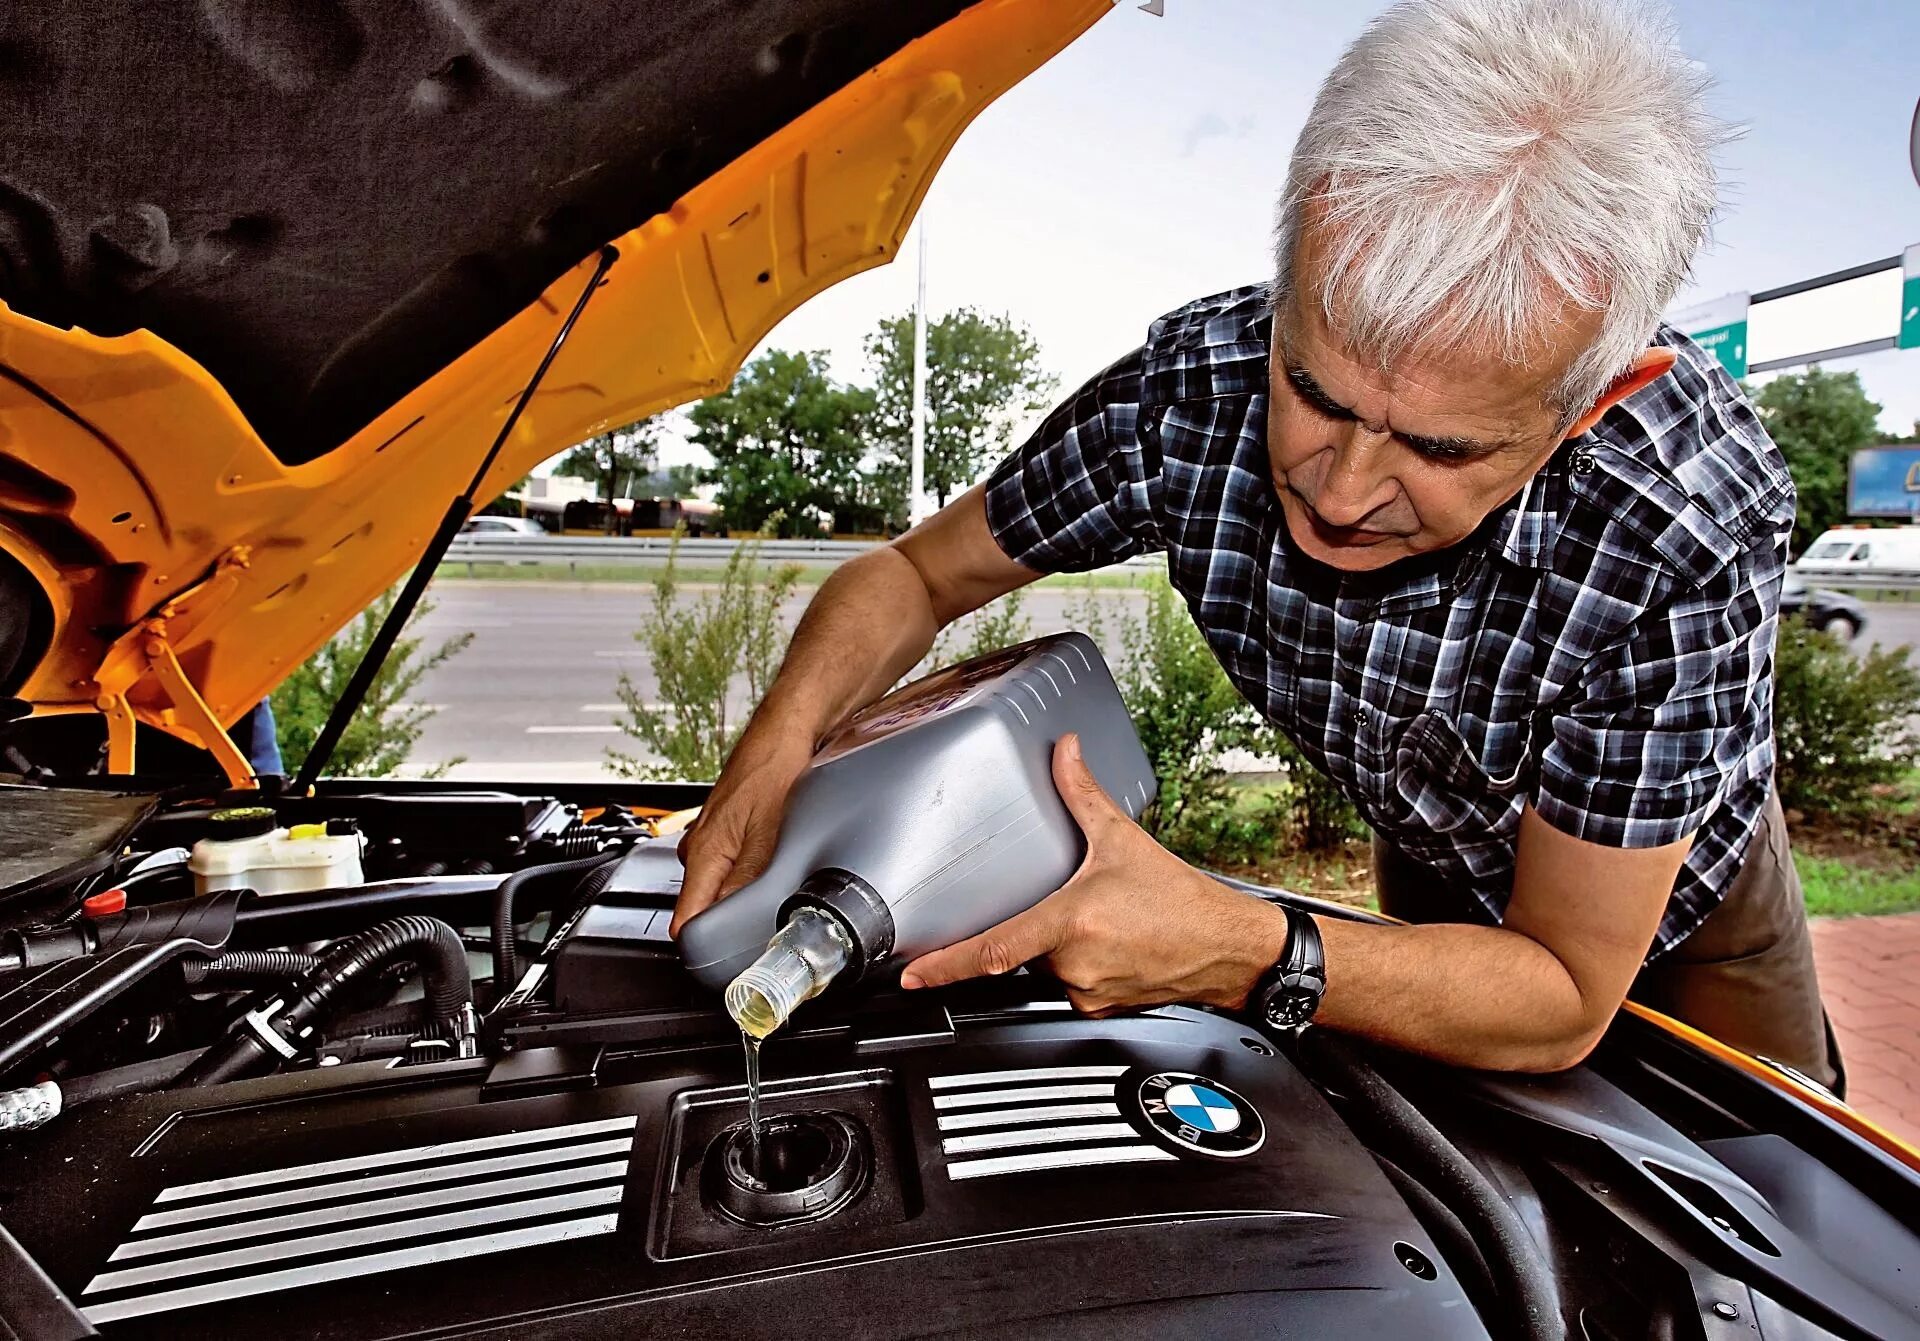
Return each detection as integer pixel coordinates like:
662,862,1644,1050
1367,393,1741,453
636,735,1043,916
292,244,619,793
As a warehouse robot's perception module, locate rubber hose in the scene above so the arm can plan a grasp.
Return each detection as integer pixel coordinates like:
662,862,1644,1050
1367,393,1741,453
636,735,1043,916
176,915,470,1088
181,949,322,985
1300,1031,1563,1340
491,849,624,990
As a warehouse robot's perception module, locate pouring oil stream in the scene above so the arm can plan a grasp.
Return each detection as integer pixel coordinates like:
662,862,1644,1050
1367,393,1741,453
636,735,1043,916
723,907,855,1180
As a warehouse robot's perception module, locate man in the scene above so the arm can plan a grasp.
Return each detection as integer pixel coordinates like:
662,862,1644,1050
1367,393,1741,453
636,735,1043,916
673,0,1842,1089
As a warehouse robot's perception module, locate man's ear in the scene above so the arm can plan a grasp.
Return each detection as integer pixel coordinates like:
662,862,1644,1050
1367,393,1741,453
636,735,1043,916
1560,347,1678,439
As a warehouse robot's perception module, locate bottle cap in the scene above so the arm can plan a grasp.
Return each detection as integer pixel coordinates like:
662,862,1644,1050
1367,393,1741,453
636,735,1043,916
82,888,127,918
207,806,277,841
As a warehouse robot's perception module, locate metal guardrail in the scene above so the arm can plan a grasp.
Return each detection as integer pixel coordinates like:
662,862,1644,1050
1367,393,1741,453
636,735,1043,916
1794,567,1920,593
444,534,1165,572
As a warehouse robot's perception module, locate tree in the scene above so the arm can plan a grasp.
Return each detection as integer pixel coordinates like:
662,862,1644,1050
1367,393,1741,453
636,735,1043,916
554,418,661,530
866,308,1057,517
1752,368,1883,553
271,591,472,779
688,349,874,537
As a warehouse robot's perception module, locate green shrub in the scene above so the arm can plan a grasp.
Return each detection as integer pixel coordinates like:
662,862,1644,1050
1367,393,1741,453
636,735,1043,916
1104,575,1347,861
611,529,802,780
1773,615,1920,821
928,588,1034,670
271,591,472,778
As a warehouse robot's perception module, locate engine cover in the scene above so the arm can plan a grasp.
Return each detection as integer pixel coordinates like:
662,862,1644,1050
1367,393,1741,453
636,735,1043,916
0,1004,1484,1338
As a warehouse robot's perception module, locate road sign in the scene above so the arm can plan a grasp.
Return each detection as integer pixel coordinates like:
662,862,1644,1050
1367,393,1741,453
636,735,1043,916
1899,244,1920,351
1670,291,1750,377
1849,445,1920,518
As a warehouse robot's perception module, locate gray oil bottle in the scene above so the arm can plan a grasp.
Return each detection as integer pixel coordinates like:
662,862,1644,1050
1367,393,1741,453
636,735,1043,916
680,633,1157,1032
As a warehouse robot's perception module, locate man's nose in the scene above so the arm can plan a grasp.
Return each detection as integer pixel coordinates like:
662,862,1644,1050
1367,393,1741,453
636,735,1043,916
1313,424,1396,527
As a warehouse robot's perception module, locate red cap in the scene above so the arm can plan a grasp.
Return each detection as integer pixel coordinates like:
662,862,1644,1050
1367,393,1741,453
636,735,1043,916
82,888,128,918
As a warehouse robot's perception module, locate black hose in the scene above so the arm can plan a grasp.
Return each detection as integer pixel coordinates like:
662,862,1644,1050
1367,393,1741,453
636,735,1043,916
490,849,624,990
176,915,471,1088
1300,1031,1564,1340
181,949,322,986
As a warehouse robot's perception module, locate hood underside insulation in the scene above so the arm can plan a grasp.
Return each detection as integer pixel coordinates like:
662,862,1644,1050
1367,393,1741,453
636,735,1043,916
0,0,970,463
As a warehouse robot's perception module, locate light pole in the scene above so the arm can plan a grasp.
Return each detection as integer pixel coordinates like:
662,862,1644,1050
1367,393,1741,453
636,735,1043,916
909,221,928,528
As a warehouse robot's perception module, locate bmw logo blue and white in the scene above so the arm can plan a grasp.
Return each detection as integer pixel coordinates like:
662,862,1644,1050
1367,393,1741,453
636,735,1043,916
1136,1072,1264,1158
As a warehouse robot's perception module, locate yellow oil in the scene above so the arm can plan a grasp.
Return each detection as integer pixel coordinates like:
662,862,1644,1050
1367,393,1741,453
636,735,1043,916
742,1030,763,1180
731,986,783,1040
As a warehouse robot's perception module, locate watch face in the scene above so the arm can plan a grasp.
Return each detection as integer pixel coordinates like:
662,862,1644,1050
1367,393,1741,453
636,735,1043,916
1262,967,1325,1029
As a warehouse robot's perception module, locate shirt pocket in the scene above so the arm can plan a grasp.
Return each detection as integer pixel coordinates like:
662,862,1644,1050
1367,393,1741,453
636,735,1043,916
1385,710,1531,837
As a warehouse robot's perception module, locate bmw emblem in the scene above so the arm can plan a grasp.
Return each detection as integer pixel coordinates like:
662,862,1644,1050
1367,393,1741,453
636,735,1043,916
1136,1072,1264,1158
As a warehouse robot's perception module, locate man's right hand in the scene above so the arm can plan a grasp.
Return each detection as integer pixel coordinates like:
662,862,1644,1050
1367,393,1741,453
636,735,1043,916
670,727,815,937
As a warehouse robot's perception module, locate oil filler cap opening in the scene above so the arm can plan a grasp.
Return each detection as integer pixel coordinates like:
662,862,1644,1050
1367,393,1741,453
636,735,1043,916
706,1111,870,1228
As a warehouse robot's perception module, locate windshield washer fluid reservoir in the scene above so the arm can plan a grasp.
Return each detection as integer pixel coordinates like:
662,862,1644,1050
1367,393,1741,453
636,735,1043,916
189,806,365,896
679,632,1156,996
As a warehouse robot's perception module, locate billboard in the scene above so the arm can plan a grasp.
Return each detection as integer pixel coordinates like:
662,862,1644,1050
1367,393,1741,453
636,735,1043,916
1849,445,1920,518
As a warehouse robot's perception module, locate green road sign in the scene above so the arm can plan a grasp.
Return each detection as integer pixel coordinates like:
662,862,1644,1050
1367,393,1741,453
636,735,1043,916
1900,244,1920,351
1670,291,1750,378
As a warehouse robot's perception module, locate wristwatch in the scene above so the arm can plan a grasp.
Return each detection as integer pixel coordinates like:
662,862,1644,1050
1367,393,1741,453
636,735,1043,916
1249,905,1326,1030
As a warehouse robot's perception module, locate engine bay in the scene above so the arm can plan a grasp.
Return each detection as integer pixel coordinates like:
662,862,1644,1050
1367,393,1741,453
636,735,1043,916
2,779,1918,1339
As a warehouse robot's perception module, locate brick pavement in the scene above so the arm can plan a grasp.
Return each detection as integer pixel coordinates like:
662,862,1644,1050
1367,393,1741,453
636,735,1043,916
1811,911,1920,1149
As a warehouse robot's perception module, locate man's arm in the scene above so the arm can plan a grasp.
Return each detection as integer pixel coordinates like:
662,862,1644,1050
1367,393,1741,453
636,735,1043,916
671,487,1037,932
902,736,1683,1072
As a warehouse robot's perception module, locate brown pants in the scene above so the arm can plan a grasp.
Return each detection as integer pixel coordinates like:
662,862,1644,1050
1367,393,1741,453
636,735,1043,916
1371,791,1845,1094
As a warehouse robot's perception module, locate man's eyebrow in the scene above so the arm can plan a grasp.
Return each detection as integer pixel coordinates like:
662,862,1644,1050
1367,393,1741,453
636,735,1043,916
1398,429,1506,459
1283,363,1356,420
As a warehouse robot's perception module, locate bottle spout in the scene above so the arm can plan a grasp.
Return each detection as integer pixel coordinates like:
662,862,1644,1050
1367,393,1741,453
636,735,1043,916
724,905,853,1038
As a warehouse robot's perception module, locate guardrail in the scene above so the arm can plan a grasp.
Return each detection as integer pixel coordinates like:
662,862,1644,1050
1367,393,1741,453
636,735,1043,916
1794,567,1920,593
442,534,1165,573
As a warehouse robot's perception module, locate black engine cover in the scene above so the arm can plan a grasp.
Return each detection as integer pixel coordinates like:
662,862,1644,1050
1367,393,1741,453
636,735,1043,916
0,1004,1484,1338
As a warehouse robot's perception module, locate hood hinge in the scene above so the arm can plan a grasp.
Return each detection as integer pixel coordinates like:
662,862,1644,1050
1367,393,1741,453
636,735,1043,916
88,547,257,788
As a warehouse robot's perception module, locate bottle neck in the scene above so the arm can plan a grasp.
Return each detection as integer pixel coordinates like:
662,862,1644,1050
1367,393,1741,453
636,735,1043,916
724,906,853,1039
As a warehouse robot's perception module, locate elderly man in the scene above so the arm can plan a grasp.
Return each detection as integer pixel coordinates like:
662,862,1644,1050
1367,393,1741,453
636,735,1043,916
673,0,1842,1090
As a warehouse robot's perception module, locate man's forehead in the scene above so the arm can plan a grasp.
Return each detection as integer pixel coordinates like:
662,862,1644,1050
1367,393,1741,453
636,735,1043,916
1272,287,1567,437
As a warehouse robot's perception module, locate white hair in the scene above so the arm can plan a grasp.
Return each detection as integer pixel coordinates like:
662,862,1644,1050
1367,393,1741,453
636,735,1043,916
1272,0,1732,418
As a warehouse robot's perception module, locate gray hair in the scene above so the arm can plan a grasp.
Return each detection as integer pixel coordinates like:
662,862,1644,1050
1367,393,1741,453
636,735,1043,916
1272,0,1732,418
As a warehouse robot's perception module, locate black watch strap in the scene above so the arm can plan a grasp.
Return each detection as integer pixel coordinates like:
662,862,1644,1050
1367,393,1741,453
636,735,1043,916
1253,905,1326,1030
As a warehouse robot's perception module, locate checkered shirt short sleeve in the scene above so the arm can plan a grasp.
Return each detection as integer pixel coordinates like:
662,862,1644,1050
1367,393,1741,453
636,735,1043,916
982,285,1794,959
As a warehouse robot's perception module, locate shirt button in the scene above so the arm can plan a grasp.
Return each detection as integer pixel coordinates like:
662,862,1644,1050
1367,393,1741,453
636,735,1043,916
1350,705,1369,730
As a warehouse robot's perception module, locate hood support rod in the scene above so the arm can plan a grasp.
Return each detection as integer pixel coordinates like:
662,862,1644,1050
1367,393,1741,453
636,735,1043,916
293,245,619,794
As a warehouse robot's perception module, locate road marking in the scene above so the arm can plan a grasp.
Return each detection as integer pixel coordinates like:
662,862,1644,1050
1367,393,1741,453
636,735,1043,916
525,725,624,735
578,703,625,712
592,650,642,658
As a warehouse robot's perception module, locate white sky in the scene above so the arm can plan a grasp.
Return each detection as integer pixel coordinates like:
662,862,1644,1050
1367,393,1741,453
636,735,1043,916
629,0,1920,471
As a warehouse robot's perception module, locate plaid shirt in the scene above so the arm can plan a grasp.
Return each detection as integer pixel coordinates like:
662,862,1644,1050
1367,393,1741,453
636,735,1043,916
986,286,1793,958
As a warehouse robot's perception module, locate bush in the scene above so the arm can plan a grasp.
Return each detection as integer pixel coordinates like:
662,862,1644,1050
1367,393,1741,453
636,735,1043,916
611,529,802,780
927,588,1033,669
271,591,472,778
1773,615,1920,821
1108,575,1363,862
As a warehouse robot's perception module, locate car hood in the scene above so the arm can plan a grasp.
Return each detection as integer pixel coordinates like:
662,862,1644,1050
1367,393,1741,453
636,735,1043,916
0,0,1105,774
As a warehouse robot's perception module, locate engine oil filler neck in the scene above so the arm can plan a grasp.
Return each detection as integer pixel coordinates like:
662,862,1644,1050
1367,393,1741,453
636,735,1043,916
706,1111,869,1227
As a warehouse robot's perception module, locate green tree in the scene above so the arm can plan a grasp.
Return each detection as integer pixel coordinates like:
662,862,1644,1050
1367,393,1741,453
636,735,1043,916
1753,368,1883,553
689,350,875,537
1773,615,1920,822
865,308,1057,517
609,529,801,780
554,418,661,529
271,591,472,779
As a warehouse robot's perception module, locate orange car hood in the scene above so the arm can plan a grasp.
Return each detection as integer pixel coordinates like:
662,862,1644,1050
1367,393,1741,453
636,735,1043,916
0,0,1106,778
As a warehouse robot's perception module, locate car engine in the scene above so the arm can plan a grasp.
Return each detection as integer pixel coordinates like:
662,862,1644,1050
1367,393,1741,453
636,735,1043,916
1,780,1917,1339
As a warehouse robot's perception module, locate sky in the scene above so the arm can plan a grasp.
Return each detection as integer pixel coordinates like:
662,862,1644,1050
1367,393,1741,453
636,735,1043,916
641,0,1920,473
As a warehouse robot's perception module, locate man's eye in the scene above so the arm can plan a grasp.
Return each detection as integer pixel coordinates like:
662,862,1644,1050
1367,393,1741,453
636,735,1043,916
1406,440,1473,463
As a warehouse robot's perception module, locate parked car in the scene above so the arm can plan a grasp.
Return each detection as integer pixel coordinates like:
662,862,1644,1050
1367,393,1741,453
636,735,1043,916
0,3,1914,1338
1782,567,1869,640
458,516,545,539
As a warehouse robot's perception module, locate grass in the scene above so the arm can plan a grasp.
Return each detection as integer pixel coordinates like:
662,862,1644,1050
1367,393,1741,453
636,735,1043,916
437,561,1158,590
1797,853,1920,919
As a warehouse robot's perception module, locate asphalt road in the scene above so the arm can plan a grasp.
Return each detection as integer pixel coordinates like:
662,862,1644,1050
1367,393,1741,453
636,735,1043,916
405,579,1920,783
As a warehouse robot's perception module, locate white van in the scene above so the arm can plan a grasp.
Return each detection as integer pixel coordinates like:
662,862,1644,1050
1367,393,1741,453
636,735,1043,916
1796,525,1920,576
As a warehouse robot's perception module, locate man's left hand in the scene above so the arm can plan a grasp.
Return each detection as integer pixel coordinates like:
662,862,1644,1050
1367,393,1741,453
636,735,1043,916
899,733,1291,1014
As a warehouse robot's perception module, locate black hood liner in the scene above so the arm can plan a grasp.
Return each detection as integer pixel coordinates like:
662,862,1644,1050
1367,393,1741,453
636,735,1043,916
0,1,971,463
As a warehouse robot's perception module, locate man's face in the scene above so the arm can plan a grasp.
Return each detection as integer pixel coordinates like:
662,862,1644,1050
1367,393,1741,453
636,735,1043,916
1266,231,1605,573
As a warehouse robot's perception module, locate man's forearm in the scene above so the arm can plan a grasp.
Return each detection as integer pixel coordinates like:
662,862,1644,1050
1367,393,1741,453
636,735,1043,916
1308,915,1612,1071
752,548,942,746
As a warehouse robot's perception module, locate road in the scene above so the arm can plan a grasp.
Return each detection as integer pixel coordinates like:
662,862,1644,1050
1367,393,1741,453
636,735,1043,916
405,580,1920,783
